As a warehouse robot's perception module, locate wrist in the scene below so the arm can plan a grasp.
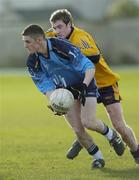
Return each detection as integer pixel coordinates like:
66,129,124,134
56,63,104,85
82,83,88,90
82,83,88,87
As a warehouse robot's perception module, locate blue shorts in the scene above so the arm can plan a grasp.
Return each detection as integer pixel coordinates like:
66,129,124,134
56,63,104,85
67,79,97,99
97,82,122,106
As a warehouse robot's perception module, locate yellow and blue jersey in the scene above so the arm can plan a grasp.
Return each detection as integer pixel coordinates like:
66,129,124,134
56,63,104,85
27,38,94,94
46,27,120,88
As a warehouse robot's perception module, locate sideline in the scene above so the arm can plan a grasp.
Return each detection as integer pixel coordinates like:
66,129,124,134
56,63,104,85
0,65,139,76
0,68,28,76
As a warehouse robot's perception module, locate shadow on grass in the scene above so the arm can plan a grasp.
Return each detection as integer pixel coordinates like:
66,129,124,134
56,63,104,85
101,167,139,179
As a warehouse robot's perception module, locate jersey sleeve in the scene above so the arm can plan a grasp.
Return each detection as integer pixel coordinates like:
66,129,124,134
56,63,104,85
28,67,55,94
27,54,55,94
73,32,99,55
70,31,100,63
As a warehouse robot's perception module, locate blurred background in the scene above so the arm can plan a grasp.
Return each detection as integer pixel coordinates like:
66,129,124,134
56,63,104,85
0,0,139,68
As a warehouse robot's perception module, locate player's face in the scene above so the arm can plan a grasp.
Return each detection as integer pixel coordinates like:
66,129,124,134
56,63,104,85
22,36,40,54
51,20,71,39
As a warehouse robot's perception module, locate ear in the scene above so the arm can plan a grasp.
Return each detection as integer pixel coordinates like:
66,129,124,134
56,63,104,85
67,22,71,26
67,22,72,28
36,36,43,43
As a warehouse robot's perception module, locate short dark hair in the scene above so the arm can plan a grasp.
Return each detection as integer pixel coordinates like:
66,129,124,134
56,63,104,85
49,9,73,25
21,24,45,39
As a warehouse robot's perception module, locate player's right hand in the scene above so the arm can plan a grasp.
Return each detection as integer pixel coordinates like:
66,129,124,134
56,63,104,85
78,83,87,106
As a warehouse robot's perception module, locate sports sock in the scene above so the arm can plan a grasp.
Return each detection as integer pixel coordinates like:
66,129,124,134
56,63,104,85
101,124,113,141
87,144,103,160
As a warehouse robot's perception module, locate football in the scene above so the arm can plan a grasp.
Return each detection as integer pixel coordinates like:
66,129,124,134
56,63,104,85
49,88,74,114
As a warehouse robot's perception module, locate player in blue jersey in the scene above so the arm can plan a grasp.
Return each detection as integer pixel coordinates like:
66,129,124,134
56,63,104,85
22,24,125,169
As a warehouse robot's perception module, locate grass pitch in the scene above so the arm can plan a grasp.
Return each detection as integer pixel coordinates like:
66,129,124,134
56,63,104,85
0,68,139,180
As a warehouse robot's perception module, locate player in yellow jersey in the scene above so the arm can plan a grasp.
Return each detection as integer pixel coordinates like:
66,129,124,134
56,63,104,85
47,9,139,165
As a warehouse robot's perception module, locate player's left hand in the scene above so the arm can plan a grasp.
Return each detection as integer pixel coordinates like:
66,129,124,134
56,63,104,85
78,83,87,106
47,105,54,112
47,105,66,116
54,112,67,116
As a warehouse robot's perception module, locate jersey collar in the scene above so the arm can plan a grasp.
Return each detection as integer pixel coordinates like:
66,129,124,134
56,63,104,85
66,26,74,40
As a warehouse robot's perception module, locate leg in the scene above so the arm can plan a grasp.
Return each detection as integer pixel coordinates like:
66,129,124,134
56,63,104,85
66,97,125,159
81,97,105,132
65,100,105,168
66,98,102,159
97,82,139,164
81,97,125,156
106,102,138,151
65,100,95,149
82,97,125,156
106,102,139,164
66,81,124,159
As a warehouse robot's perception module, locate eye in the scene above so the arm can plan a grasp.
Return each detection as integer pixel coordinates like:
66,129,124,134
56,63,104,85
58,25,63,29
25,40,30,43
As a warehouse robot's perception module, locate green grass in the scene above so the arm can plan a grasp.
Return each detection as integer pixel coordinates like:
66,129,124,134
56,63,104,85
0,68,139,180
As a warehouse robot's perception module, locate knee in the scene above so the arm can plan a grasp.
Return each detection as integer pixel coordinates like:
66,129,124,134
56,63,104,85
75,130,86,140
82,118,98,131
73,126,85,138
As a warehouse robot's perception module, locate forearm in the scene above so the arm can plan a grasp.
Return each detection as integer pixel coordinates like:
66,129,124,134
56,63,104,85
83,68,95,86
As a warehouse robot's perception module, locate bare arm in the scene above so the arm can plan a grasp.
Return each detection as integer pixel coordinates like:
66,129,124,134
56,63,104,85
83,68,95,86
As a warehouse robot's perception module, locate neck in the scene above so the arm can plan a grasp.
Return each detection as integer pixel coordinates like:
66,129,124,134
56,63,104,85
40,40,48,57
66,26,74,39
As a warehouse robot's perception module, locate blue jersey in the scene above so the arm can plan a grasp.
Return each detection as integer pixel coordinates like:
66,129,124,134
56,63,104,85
27,38,95,94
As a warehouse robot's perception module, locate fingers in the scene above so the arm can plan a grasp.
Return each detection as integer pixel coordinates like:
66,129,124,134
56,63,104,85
47,105,66,116
79,94,86,106
82,96,86,106
47,105,54,112
54,112,66,116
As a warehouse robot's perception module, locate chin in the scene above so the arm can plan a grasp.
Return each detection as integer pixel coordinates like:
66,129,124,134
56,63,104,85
28,50,36,54
58,35,64,39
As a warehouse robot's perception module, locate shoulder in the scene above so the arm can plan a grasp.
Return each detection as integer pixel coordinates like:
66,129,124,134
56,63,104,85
45,28,56,38
70,27,95,47
48,38,81,59
49,37,74,50
72,27,92,38
72,27,98,48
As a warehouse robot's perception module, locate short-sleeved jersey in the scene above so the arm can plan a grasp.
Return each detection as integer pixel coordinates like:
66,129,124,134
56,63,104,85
46,27,120,88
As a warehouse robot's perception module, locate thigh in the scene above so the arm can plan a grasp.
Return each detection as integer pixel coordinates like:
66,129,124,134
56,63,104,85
64,100,84,130
106,102,126,125
81,97,97,122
